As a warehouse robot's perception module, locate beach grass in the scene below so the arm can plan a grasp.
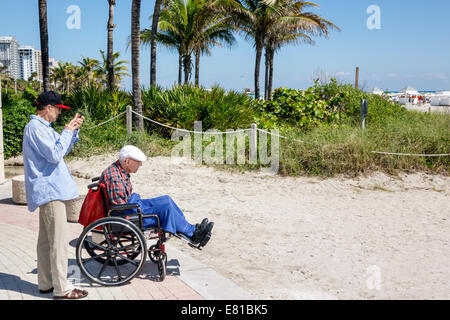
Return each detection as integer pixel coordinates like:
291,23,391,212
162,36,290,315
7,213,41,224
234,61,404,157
277,111,449,177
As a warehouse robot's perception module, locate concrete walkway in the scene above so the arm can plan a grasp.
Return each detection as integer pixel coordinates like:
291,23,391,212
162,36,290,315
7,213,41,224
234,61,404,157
0,179,253,300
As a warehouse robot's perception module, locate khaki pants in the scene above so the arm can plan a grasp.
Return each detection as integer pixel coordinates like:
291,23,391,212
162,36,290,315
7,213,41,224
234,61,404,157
37,200,73,296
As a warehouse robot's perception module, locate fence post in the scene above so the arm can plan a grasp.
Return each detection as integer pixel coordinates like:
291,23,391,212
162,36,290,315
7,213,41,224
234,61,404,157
360,99,368,130
126,105,132,135
250,123,257,164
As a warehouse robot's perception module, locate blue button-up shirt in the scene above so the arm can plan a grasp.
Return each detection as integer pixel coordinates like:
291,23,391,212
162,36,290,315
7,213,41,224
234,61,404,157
22,115,80,212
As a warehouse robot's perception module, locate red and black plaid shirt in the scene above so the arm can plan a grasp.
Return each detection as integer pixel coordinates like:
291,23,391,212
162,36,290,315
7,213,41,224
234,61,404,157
99,160,133,205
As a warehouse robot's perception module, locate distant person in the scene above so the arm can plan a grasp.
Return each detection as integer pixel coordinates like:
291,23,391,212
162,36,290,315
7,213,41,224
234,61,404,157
22,91,88,300
99,145,214,247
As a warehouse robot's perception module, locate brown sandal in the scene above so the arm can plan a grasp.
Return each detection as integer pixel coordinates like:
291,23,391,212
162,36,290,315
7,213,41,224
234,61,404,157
53,288,88,300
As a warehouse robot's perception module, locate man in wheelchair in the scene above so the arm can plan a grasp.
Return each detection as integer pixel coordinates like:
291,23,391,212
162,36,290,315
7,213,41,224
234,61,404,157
99,145,214,248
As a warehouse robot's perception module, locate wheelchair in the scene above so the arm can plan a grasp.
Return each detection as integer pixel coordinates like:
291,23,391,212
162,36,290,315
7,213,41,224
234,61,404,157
75,177,202,287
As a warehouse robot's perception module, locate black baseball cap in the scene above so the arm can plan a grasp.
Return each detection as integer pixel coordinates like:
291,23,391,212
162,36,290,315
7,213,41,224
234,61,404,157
36,91,70,109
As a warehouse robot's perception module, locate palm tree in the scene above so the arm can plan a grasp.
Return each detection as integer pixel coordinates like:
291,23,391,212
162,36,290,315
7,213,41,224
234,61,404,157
140,25,183,84
78,56,100,86
218,0,338,100
99,50,130,87
107,0,117,90
131,0,144,131
217,0,286,100
149,0,164,86
50,62,77,93
144,0,235,85
191,0,236,86
38,0,50,91
264,0,339,99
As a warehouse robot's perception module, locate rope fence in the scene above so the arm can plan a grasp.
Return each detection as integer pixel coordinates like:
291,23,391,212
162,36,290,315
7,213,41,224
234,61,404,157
83,105,449,158
84,111,126,130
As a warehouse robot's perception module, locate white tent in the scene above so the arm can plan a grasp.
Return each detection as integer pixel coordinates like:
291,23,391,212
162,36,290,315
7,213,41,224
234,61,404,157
371,87,383,95
400,86,418,95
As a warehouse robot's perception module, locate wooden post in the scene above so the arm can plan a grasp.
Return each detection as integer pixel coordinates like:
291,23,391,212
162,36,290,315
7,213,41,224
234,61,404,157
126,105,132,135
250,123,257,164
355,66,359,89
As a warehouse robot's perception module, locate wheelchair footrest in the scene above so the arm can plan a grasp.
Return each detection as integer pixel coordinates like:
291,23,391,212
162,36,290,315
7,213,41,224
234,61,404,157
174,233,202,250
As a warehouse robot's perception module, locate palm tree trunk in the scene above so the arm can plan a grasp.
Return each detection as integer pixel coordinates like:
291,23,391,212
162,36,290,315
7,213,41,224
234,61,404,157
150,0,162,87
107,0,116,91
264,47,269,100
178,51,182,85
183,54,191,84
194,49,200,87
268,48,274,100
131,0,143,131
254,39,263,100
38,0,50,92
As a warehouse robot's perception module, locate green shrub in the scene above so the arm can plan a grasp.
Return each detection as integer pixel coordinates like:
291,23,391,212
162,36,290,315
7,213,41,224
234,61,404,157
2,95,36,158
62,85,132,121
141,84,255,136
253,86,338,130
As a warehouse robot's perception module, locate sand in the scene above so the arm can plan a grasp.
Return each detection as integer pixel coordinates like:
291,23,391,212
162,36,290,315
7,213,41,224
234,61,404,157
68,154,449,300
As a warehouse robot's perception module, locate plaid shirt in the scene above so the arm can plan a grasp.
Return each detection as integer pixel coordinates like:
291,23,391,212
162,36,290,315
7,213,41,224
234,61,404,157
100,160,133,205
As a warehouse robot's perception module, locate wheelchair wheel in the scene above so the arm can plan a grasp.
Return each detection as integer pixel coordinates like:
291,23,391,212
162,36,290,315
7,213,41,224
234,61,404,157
148,241,163,263
76,217,147,286
157,252,167,281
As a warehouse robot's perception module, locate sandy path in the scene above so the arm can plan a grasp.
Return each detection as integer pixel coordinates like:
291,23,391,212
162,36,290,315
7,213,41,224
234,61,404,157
68,154,449,299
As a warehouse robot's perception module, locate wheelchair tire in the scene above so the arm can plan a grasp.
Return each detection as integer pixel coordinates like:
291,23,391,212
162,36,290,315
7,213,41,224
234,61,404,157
157,252,167,282
76,217,147,286
148,241,164,263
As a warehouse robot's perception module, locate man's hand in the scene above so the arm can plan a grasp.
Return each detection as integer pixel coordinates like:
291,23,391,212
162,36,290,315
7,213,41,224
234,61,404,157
64,113,85,132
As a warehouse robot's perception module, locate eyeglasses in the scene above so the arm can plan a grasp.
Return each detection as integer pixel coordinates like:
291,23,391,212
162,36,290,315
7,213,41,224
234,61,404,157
50,105,61,113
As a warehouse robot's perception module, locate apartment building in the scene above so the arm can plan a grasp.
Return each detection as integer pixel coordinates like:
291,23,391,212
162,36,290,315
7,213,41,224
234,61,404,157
0,36,20,79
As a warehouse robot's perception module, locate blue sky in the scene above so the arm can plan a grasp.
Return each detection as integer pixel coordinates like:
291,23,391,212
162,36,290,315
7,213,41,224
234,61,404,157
1,0,449,91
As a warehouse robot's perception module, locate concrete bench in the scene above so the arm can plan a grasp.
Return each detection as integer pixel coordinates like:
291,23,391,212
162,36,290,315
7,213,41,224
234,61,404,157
12,175,86,222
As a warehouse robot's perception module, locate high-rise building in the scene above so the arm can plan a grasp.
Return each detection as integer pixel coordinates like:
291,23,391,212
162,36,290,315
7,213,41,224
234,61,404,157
34,50,43,82
19,46,38,81
0,36,20,80
48,57,59,69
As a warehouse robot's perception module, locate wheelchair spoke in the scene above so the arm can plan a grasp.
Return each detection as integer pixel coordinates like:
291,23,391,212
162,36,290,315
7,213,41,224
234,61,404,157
101,225,111,245
97,257,109,279
116,253,139,266
84,238,108,251
116,242,140,252
112,258,123,279
82,252,107,263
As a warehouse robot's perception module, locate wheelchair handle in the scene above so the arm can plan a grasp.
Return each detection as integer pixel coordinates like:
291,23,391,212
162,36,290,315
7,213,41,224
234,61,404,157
87,182,99,189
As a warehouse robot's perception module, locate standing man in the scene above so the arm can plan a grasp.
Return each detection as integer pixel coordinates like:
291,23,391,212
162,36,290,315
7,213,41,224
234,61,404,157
22,91,88,299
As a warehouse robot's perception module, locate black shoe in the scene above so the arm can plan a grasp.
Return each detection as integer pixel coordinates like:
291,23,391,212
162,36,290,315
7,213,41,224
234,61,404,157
39,287,54,294
199,222,214,247
192,222,206,244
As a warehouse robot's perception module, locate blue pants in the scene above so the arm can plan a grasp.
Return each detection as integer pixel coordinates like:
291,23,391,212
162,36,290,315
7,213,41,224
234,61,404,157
127,193,195,237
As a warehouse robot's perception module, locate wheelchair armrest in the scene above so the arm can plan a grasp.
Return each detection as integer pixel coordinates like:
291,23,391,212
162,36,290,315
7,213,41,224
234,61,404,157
109,203,140,212
87,182,99,189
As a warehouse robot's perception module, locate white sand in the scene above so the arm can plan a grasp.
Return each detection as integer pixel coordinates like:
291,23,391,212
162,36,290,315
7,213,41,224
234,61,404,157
68,154,450,300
